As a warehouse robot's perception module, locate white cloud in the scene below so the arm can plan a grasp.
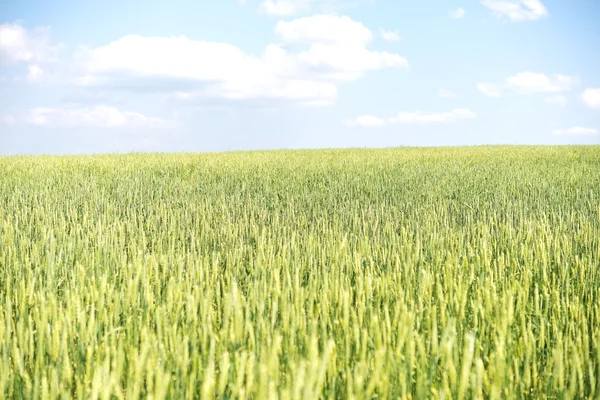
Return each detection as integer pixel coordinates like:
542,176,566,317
258,0,313,16
438,88,461,99
478,72,578,96
0,22,60,64
74,15,409,107
348,109,476,127
481,0,548,22
380,29,401,42
4,105,178,129
347,115,386,127
449,8,466,19
505,72,576,93
552,127,598,136
0,23,64,84
544,94,566,106
26,64,45,81
581,88,600,110
275,15,373,45
1,115,17,124
477,83,503,97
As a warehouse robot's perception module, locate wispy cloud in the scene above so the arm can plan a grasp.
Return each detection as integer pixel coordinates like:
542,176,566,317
348,109,476,127
380,29,401,42
0,22,61,64
449,8,466,19
346,115,386,127
544,95,567,106
258,0,313,16
2,105,179,129
552,126,598,136
390,109,476,123
478,72,578,97
438,88,461,99
481,0,548,22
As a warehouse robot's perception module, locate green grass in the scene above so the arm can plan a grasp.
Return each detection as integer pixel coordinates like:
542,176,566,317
1,146,599,399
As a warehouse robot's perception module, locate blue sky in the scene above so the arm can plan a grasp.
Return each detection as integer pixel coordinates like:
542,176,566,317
1,0,599,155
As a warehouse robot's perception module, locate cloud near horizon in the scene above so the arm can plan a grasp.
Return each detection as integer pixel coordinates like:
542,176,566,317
348,109,477,127
551,126,599,136
478,72,578,97
2,105,178,129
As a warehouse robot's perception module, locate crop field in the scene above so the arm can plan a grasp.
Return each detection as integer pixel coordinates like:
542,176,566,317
0,146,599,399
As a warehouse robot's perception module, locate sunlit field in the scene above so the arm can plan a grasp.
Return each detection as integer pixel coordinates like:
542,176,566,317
1,146,599,399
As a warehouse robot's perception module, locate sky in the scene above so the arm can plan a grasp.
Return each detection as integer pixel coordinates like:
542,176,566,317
0,0,599,155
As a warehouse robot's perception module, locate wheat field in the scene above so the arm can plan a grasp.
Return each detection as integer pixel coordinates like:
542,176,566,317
1,146,599,399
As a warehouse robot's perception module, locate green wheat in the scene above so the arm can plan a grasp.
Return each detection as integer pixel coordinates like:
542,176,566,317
0,146,599,399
